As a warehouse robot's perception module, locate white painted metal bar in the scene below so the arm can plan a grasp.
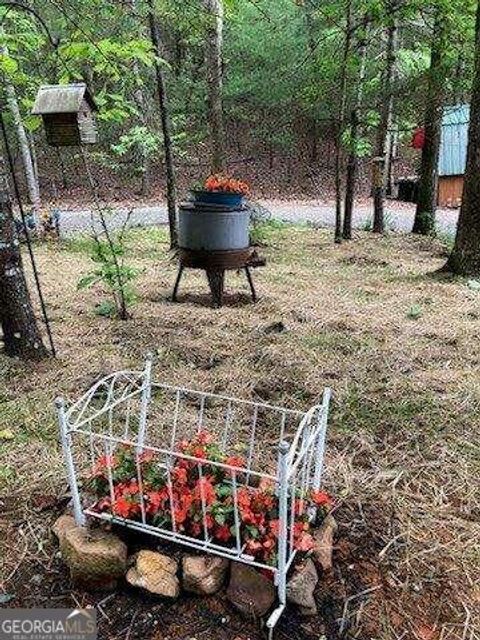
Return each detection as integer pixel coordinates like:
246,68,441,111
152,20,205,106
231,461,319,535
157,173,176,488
56,397,86,527
198,462,209,541
246,405,258,479
312,389,331,491
273,441,289,633
136,353,153,452
104,440,115,507
135,452,147,525
170,389,181,450
197,394,206,432
221,400,233,451
165,459,177,533
231,471,242,555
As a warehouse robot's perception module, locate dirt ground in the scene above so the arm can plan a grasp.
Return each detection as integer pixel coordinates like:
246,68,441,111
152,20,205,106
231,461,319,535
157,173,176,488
0,224,479,639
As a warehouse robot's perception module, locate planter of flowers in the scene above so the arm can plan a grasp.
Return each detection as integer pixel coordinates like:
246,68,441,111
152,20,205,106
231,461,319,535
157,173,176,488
178,174,251,252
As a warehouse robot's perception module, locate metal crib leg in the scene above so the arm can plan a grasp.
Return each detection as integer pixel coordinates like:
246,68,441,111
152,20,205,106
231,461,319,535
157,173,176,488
56,397,86,527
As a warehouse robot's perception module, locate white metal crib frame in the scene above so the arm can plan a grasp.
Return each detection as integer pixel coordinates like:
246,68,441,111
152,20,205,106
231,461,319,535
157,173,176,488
56,355,330,636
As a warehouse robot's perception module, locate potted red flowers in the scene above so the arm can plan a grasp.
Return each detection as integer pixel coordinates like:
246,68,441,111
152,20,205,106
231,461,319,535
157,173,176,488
179,174,252,251
192,174,250,208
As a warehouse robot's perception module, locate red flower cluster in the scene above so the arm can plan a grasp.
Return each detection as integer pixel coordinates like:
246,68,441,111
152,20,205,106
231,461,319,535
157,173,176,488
204,174,250,196
88,431,332,565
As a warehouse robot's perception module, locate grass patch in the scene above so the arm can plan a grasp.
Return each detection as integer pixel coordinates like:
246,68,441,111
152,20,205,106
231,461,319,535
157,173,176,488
1,226,479,637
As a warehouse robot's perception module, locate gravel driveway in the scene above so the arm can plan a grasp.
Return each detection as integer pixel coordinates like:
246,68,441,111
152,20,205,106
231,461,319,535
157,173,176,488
58,200,458,237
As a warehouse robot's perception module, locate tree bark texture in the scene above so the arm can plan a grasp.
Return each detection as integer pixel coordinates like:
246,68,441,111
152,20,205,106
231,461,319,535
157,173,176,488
343,19,368,240
147,0,178,248
0,157,47,359
1,40,41,220
132,0,150,196
202,0,225,173
334,0,352,244
445,0,480,275
412,11,448,235
372,13,397,234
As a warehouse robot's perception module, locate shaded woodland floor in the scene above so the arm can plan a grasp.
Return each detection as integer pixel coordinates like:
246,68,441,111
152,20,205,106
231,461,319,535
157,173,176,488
0,225,479,639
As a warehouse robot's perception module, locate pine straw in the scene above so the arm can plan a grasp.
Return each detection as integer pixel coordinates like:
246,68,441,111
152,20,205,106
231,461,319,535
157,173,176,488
1,225,479,639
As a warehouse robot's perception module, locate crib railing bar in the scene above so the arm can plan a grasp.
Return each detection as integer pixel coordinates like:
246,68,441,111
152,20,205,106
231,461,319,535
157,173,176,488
246,405,258,483
305,434,316,492
123,397,132,440
298,421,312,504
198,463,209,541
170,390,181,450
313,389,331,492
105,440,116,507
288,476,297,556
88,425,95,473
165,460,177,534
221,400,233,452
231,471,242,555
72,429,278,481
151,382,306,417
277,442,290,614
135,452,147,525
136,354,153,453
276,411,287,472
197,394,206,432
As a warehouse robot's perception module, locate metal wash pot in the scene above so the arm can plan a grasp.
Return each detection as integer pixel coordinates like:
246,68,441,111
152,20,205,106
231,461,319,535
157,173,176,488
178,203,250,251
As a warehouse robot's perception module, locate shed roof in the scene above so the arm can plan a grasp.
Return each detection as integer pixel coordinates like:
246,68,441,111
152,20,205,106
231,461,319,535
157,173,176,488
439,104,470,177
31,83,97,115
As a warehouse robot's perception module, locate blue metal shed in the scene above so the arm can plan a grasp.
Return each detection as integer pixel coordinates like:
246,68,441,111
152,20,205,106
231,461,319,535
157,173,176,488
439,104,470,177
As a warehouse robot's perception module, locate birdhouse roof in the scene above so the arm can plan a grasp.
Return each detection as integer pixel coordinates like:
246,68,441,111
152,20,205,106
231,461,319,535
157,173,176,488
31,83,97,115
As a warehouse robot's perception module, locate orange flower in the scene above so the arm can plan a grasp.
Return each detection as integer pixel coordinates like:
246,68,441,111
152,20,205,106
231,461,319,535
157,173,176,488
310,490,333,508
204,174,250,196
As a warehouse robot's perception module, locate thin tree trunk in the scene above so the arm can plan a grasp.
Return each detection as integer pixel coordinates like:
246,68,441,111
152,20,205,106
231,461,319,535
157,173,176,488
445,0,480,275
202,0,225,173
334,0,352,244
372,12,397,233
0,156,47,359
304,0,319,164
147,0,178,249
343,19,368,240
132,0,150,196
1,42,41,221
412,10,447,235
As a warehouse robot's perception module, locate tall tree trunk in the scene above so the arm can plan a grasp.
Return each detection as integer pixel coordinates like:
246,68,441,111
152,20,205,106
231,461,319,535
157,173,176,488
412,11,448,235
334,0,352,244
372,11,397,233
132,0,150,196
1,42,41,221
343,19,368,240
202,0,225,173
445,0,480,275
303,0,319,164
0,156,47,359
147,0,178,249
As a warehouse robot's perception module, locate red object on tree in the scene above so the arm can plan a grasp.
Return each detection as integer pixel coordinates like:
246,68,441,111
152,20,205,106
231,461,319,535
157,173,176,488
411,127,425,149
